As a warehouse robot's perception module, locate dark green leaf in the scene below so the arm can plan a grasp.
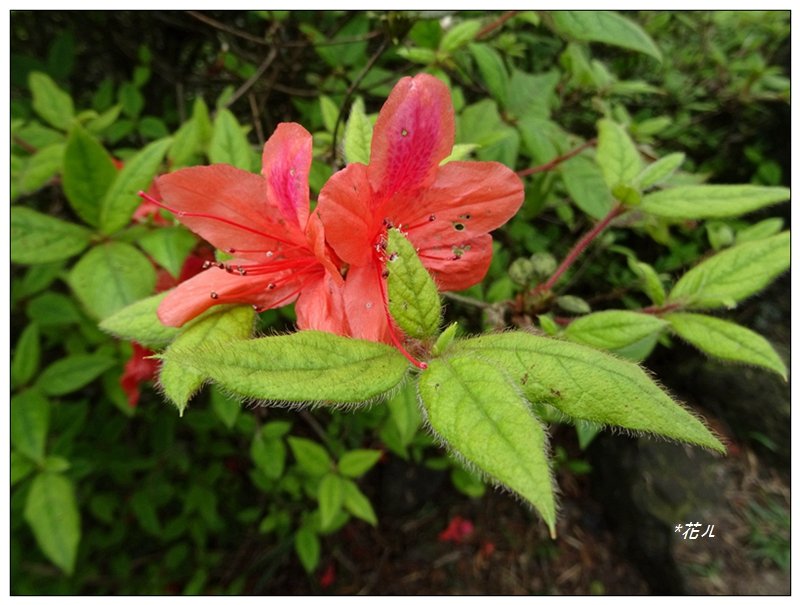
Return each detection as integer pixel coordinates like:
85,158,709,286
29,71,75,130
11,207,92,265
11,322,41,388
38,353,116,396
469,43,509,108
24,472,81,575
551,11,662,61
62,124,118,226
11,389,50,463
294,526,320,572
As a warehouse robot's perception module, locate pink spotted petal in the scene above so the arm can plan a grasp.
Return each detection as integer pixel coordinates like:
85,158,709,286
262,122,312,230
419,233,493,292
368,74,455,205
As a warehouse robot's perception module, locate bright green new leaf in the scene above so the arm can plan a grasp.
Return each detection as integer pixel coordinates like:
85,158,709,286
441,143,478,165
640,185,790,219
736,217,783,244
11,389,50,463
319,95,339,133
169,330,410,404
596,119,642,191
396,46,438,65
559,155,615,219
338,449,382,478
29,71,75,130
564,310,668,351
251,429,286,480
99,137,172,234
38,353,116,397
628,258,666,306
137,227,197,278
439,19,482,53
62,124,118,226
16,143,65,197
209,108,254,171
11,207,92,265
666,312,787,379
418,355,557,535
634,152,685,189
343,96,373,165
318,473,345,530
455,332,725,453
99,292,180,349
342,479,377,526
551,11,662,61
386,228,442,340
668,232,790,309
159,305,255,414
68,242,157,320
24,472,81,575
294,526,320,573
11,322,41,388
469,43,509,108
85,104,122,135
288,437,333,477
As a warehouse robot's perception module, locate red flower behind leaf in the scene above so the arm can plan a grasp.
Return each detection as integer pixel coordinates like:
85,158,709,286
120,342,159,407
146,123,347,334
317,74,524,342
319,562,336,588
438,515,475,544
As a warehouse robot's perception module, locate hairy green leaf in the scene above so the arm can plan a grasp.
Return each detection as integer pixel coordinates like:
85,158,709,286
564,310,668,351
11,389,50,463
386,228,442,340
99,137,172,234
24,472,81,575
634,152,685,189
29,71,75,130
68,242,157,320
640,185,790,219
455,332,725,453
666,312,787,379
551,11,662,61
343,96,372,165
559,154,615,219
209,108,254,171
596,118,642,190
418,355,556,535
11,207,92,265
62,124,118,226
99,292,179,349
668,232,789,309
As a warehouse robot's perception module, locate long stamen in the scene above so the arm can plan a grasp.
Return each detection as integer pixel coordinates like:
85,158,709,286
137,191,300,249
375,261,428,370
401,213,437,233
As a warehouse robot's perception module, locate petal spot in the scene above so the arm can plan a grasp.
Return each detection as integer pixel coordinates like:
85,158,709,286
401,128,409,137
453,222,466,231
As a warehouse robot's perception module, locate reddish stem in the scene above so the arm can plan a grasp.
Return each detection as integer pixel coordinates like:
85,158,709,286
476,10,519,40
640,302,682,315
538,204,624,294
516,139,597,178
375,262,428,370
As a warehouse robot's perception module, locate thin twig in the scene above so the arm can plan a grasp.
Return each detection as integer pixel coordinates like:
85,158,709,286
187,10,270,45
224,46,278,109
516,138,597,178
443,291,492,309
476,10,519,40
248,92,265,145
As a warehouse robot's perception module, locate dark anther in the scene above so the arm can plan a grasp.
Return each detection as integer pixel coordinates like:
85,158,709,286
210,291,219,299
382,269,390,278
202,261,212,269
429,214,436,221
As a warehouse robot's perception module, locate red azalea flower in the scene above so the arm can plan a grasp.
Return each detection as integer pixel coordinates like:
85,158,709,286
438,515,475,544
140,123,347,334
120,342,159,407
317,74,524,343
319,562,336,588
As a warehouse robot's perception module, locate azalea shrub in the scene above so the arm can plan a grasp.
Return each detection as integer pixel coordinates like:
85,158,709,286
10,10,790,594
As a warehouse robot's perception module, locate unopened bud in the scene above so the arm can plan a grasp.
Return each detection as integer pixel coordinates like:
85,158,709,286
509,257,535,286
530,252,557,279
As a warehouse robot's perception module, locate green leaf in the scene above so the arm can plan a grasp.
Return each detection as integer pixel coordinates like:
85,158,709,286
418,355,556,534
564,310,668,351
342,479,377,525
68,241,157,320
24,472,81,575
469,43,509,108
628,259,666,306
596,119,642,191
386,228,441,340
294,526,320,573
17,143,65,196
338,449,382,478
29,71,75,130
288,437,332,477
209,108,254,171
167,331,410,404
11,207,92,265
85,104,123,135
634,152,685,189
38,353,116,396
99,292,179,349
396,46,438,64
62,124,118,226
159,305,255,414
343,96,373,165
11,322,41,388
318,473,345,530
551,11,662,61
251,428,286,480
668,232,790,309
11,389,50,463
666,313,787,379
455,332,725,453
11,451,36,486
506,69,560,121
99,137,172,234
559,155,615,219
26,292,83,327
119,81,144,118
319,95,339,133
210,386,241,429
137,227,197,278
439,19,482,53
736,217,784,244
441,143,478,165
640,185,790,219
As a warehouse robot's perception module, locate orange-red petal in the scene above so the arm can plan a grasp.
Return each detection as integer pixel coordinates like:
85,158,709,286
295,273,349,335
341,263,390,343
368,74,455,204
262,122,312,230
